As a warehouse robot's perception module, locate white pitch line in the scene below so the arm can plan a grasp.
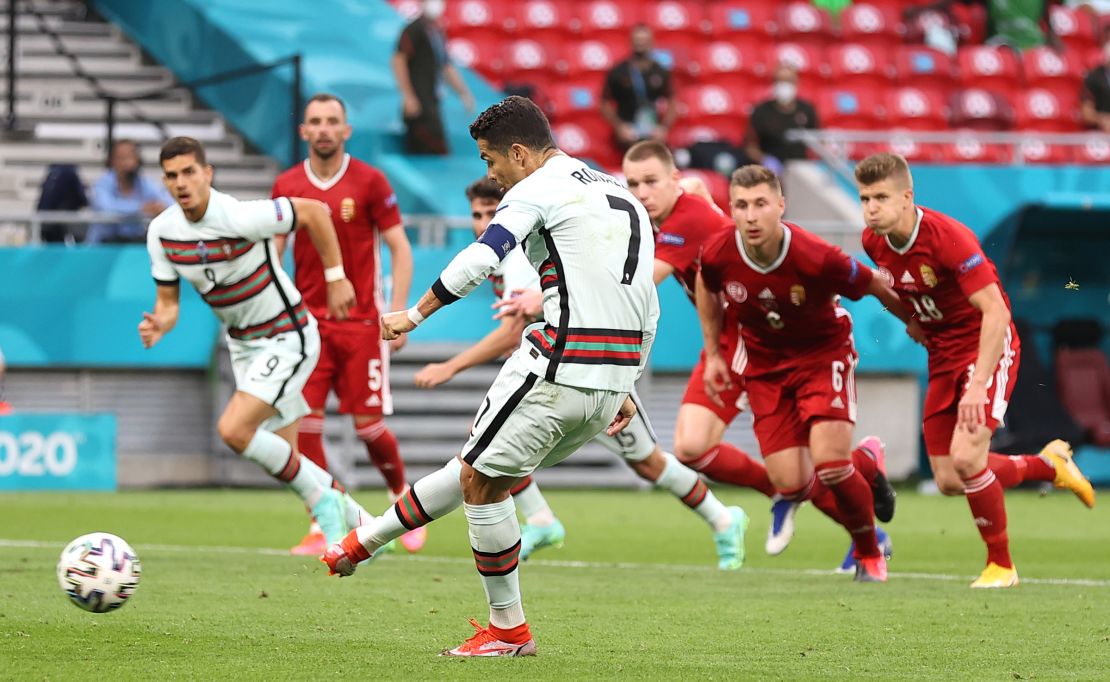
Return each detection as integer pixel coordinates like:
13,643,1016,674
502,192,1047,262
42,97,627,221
5,538,1108,588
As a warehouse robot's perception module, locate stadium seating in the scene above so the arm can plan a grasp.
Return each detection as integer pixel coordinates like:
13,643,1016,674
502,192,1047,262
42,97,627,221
1022,46,1085,89
818,87,885,129
1057,347,1110,446
510,0,577,41
775,2,834,48
705,3,777,47
1013,88,1080,132
957,45,1022,102
839,3,904,48
948,88,1012,131
827,44,894,91
886,86,947,130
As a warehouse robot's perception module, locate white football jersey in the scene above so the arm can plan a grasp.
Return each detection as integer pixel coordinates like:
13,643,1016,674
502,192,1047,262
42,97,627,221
489,247,540,301
438,154,659,392
147,189,309,341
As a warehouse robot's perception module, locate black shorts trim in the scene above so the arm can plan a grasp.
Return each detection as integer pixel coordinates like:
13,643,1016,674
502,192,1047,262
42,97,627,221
462,373,540,466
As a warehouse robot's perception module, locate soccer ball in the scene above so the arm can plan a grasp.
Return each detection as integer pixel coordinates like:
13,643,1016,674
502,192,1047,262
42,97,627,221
56,532,142,613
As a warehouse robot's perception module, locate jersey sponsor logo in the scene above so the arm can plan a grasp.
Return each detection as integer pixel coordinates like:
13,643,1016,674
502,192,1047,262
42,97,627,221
725,281,747,303
658,232,686,246
920,264,938,288
340,197,356,223
877,267,894,287
789,284,806,306
959,252,984,274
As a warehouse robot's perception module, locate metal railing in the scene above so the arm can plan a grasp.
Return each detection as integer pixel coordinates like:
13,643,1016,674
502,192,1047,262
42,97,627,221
787,129,1110,184
0,210,475,246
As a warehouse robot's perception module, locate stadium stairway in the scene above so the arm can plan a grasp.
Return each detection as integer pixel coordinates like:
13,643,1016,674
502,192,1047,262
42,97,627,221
0,0,279,216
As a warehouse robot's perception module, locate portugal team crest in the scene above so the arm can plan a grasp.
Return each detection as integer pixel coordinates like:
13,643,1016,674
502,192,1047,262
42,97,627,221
725,282,747,303
340,197,356,223
920,264,938,288
789,284,806,306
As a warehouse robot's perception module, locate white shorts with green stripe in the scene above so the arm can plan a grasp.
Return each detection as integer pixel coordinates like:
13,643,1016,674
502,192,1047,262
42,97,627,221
462,348,627,479
227,315,320,432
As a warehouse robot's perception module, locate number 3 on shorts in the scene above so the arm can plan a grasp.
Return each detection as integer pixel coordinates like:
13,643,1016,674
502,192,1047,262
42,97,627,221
368,359,383,392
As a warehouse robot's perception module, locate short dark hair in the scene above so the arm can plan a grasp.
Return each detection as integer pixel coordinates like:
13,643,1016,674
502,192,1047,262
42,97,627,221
854,152,912,188
465,177,504,202
468,95,555,154
730,164,781,194
160,136,207,166
305,92,347,117
623,140,674,169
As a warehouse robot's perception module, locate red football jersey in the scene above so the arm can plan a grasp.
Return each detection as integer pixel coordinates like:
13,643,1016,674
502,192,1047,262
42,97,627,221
700,222,873,377
655,191,733,303
862,206,1012,373
271,154,403,323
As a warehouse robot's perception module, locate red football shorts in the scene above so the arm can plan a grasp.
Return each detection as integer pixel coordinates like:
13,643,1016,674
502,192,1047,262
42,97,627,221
747,347,858,456
302,319,392,416
922,335,1020,457
682,334,747,424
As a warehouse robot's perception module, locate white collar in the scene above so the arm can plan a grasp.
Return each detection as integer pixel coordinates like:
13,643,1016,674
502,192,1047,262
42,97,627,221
887,207,923,255
737,223,791,274
303,153,350,191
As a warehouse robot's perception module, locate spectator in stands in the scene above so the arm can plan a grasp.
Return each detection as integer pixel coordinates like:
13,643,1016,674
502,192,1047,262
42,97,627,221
600,24,677,151
35,163,88,244
391,0,475,155
908,0,1059,51
86,139,171,244
744,64,819,174
1081,25,1110,132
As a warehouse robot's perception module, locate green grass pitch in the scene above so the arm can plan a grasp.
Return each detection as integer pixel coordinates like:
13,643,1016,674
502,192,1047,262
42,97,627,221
1,487,1107,680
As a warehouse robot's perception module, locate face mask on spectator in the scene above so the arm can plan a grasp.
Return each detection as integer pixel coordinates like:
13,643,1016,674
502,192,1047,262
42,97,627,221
423,0,445,20
773,81,797,106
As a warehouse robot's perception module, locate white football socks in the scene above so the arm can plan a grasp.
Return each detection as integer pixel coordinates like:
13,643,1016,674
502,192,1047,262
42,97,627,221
241,429,323,507
656,452,732,533
356,457,463,554
511,479,557,527
465,497,525,630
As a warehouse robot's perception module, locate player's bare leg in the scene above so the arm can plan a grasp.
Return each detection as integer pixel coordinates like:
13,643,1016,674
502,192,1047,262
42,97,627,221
217,392,347,545
675,404,794,554
354,414,424,552
627,447,749,570
440,462,535,657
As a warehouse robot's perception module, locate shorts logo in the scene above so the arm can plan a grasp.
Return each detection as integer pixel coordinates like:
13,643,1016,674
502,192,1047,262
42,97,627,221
725,282,747,303
920,264,938,288
831,395,845,409
365,394,381,408
959,253,984,273
340,197,356,223
789,284,806,306
658,232,685,246
877,267,894,287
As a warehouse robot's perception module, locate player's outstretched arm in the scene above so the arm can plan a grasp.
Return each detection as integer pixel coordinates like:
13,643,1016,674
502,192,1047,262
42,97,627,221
695,272,731,407
381,224,414,351
290,198,356,320
414,313,526,388
958,283,1012,432
138,283,180,349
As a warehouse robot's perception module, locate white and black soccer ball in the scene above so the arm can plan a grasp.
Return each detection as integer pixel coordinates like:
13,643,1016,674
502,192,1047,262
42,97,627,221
56,532,141,613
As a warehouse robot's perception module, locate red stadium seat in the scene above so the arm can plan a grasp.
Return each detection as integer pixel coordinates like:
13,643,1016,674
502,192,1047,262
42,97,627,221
669,123,735,149
818,87,885,129
447,36,504,79
1022,46,1085,88
444,0,507,39
682,84,749,129
391,0,423,21
705,2,776,46
690,41,768,90
886,134,943,162
942,134,1012,164
1049,5,1101,53
561,38,624,78
775,2,833,47
827,44,894,90
642,1,705,39
1076,134,1110,164
574,0,642,39
839,3,904,48
949,88,1012,131
679,168,731,213
504,38,560,80
957,46,1023,100
886,86,947,130
510,0,575,39
552,118,621,169
546,83,600,121
950,1,988,44
767,42,827,91
893,46,956,101
1056,347,1110,445
1013,88,1080,132
1019,136,1075,164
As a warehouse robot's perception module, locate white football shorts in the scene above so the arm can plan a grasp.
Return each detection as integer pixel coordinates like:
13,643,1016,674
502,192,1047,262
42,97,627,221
227,315,320,431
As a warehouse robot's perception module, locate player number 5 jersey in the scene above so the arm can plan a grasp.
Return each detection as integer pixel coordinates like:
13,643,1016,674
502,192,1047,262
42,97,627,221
147,189,308,341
